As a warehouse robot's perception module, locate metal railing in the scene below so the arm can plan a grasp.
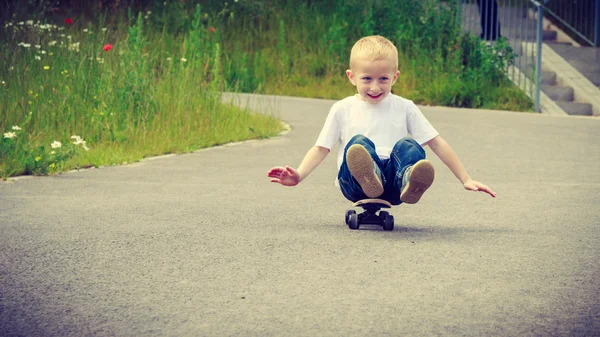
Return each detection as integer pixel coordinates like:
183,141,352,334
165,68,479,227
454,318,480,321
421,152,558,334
457,0,545,112
544,0,600,47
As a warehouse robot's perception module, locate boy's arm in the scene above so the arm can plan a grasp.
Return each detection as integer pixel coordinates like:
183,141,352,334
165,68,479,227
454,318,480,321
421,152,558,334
425,136,496,197
267,146,330,186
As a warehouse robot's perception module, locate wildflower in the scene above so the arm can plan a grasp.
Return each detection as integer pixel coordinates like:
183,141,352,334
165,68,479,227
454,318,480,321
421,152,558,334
71,135,90,151
166,57,172,61
48,41,57,46
1,81,5,85
65,18,73,25
35,44,41,49
40,50,46,54
83,28,88,33
50,163,55,168
3,132,16,139
35,55,41,60
68,42,80,52
12,126,21,130
209,27,216,33
101,28,107,32
51,141,62,148
71,135,84,145
180,57,187,62
26,20,33,25
50,151,56,155
43,66,50,70
18,21,24,25
35,156,42,162
103,44,112,51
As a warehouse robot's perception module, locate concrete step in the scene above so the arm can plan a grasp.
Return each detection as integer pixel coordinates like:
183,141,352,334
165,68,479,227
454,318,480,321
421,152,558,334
568,60,600,73
521,68,556,85
585,72,600,87
541,84,574,101
543,30,557,41
541,71,556,85
555,101,594,116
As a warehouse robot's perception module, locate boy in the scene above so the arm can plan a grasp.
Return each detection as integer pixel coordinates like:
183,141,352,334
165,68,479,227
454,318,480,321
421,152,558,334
267,35,495,205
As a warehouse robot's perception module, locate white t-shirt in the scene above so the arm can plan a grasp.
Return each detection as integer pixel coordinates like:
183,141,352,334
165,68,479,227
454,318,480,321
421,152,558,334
315,94,439,182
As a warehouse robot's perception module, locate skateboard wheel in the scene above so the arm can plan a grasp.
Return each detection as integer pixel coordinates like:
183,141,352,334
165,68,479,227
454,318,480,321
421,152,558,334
345,210,356,225
348,213,359,230
382,213,394,231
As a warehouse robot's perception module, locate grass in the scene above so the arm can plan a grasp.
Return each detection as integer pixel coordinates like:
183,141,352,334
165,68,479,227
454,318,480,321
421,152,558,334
1,0,534,179
0,6,283,179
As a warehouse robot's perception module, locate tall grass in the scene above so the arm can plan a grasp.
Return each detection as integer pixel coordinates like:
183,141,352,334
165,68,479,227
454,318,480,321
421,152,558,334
0,4,282,178
1,0,533,178
211,0,531,109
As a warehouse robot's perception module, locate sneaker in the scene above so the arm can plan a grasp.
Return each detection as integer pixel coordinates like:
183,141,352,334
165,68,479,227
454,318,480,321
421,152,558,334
400,160,435,204
346,144,384,198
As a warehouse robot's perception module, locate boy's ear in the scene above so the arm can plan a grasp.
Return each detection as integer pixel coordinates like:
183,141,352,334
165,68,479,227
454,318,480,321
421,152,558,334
346,69,356,86
392,70,400,84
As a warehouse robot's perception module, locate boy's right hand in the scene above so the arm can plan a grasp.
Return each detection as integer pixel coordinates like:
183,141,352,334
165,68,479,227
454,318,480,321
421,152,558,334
267,166,301,186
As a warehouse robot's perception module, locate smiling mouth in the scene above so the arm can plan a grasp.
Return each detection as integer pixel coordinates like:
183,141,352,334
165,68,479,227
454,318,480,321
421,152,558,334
367,93,383,99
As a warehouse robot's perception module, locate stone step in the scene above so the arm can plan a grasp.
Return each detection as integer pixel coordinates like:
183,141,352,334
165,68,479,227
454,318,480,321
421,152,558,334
569,61,600,73
541,71,556,85
585,72,600,87
555,101,594,116
521,67,557,85
541,84,574,101
543,30,557,41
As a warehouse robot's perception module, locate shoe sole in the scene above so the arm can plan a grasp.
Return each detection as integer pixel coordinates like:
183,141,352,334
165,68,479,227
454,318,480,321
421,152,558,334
346,144,384,198
400,160,435,204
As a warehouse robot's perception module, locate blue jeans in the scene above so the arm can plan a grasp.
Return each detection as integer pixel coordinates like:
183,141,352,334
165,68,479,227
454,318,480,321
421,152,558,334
338,135,426,205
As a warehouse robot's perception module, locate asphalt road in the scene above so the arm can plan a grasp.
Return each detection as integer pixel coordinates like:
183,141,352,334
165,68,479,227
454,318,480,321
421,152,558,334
1,93,599,337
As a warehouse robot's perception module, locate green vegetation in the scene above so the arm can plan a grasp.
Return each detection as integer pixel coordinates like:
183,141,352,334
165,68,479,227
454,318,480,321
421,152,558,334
0,0,533,179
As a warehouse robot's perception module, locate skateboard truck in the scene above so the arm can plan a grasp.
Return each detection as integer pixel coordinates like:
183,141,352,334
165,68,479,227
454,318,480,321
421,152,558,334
345,198,394,231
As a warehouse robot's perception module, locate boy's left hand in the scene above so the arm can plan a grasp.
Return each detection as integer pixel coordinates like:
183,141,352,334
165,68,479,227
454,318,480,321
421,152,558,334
463,179,496,198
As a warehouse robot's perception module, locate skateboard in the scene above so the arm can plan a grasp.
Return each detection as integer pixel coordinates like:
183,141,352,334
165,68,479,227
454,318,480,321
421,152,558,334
345,198,394,231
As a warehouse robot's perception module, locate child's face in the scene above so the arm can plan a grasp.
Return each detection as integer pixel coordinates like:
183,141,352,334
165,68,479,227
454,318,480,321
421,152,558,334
346,59,400,104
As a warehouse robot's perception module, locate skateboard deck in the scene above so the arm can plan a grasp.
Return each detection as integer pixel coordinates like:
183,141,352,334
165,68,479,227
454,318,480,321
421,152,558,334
345,198,394,231
354,198,392,208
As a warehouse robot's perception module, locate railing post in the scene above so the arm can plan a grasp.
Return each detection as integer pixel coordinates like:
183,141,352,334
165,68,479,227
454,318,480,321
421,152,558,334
456,0,462,31
595,0,600,46
535,2,543,113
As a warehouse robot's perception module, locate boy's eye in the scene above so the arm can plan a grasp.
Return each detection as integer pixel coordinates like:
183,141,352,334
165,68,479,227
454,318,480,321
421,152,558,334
380,77,389,81
362,77,371,81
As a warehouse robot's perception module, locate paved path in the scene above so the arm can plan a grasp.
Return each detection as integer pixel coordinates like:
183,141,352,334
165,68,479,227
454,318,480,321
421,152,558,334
1,94,599,336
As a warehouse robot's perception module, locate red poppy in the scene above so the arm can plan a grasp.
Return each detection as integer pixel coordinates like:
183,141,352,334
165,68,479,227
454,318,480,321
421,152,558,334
103,44,112,51
209,27,216,33
65,18,73,25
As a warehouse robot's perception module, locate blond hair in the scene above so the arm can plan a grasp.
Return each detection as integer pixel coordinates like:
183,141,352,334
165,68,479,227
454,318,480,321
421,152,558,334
349,35,398,70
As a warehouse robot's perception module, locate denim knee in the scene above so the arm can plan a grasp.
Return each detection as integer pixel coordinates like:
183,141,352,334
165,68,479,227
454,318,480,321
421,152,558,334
346,134,375,151
392,137,425,156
